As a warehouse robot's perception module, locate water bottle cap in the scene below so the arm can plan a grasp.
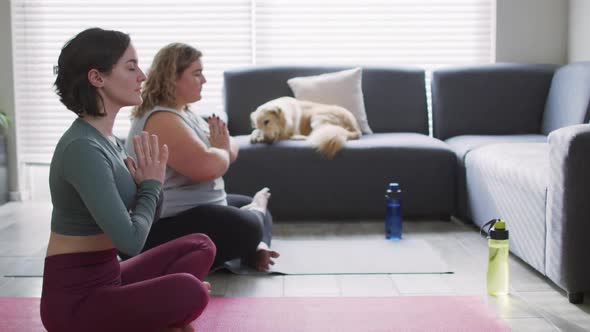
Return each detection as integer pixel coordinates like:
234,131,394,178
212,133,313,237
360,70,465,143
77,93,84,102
388,183,400,191
490,219,509,240
493,220,506,230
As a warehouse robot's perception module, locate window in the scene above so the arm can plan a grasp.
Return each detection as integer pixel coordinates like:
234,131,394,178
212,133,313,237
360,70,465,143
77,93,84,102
255,1,493,67
12,0,252,163
12,0,493,165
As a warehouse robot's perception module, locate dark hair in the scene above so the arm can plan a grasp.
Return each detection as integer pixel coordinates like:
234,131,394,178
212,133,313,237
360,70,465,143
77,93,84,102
54,28,130,117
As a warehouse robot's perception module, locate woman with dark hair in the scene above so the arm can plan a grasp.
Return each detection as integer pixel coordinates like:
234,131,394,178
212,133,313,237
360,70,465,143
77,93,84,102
41,28,214,332
126,43,279,272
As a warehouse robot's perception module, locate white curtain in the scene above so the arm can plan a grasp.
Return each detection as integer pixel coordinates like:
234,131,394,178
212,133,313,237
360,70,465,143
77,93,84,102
12,0,493,164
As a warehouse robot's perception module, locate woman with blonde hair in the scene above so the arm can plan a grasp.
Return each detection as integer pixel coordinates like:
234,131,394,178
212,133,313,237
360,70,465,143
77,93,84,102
126,43,278,271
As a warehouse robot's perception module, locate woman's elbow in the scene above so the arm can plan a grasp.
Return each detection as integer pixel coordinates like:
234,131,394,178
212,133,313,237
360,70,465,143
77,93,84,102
187,162,228,182
189,170,220,183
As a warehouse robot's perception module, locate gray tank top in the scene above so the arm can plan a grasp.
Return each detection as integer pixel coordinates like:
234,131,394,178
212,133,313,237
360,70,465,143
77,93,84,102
126,106,227,218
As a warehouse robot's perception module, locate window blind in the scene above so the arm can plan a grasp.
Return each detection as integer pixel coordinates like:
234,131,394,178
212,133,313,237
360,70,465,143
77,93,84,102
254,0,493,67
12,0,252,163
12,0,492,165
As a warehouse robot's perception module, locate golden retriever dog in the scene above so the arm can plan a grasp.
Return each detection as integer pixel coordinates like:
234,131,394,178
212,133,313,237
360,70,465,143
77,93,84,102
250,97,362,158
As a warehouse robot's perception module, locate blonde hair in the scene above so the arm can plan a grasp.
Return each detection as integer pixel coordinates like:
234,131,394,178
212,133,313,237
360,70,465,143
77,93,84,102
133,43,202,117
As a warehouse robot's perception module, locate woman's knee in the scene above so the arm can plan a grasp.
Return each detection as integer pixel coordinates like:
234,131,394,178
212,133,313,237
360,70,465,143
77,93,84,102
177,233,216,257
228,221,262,255
171,273,210,324
240,214,265,241
191,234,216,267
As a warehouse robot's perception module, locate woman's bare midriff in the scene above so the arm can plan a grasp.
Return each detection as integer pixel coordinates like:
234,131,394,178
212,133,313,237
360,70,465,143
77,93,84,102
46,232,116,257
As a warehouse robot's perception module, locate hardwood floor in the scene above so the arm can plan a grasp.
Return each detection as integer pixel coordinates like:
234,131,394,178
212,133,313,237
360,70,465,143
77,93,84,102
1,201,589,331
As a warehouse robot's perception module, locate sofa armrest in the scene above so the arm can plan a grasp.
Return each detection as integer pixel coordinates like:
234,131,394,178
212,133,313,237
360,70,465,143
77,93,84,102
546,124,590,292
431,64,556,140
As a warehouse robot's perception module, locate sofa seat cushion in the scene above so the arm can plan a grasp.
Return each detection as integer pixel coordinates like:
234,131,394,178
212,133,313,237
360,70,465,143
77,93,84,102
225,133,455,219
446,134,547,162
465,142,548,273
444,134,547,220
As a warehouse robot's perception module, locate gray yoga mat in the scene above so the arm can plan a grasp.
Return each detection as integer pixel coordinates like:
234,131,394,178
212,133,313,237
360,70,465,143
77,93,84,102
0,257,44,277
221,237,452,275
3,238,452,277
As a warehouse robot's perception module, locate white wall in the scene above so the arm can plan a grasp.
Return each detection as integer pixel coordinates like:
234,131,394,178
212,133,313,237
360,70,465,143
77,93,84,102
0,0,21,198
496,0,568,64
569,0,590,62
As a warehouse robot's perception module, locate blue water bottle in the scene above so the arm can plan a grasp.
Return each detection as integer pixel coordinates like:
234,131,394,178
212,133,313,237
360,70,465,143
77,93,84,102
385,183,402,240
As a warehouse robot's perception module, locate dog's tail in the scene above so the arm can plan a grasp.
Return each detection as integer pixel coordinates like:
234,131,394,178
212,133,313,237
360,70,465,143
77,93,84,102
308,124,352,159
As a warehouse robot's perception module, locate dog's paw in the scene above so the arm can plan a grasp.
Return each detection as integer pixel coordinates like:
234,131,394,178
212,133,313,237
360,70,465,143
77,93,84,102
250,129,264,143
250,136,264,144
317,146,339,160
291,134,308,140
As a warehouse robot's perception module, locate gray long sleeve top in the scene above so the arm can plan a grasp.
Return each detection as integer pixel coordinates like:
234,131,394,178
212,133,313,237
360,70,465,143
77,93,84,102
49,118,161,256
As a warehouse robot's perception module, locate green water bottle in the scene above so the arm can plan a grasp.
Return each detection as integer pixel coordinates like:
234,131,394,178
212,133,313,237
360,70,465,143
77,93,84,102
485,219,510,296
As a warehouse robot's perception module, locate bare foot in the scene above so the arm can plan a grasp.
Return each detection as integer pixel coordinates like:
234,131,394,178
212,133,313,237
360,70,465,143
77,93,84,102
240,187,271,214
163,323,196,332
254,242,280,272
203,281,211,294
182,325,195,332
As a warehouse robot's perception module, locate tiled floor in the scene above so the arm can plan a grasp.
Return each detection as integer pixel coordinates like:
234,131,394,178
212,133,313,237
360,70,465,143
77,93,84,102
1,201,589,331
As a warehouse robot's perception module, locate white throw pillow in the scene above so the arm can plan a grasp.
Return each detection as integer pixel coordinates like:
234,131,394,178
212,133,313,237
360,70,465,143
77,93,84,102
287,68,373,134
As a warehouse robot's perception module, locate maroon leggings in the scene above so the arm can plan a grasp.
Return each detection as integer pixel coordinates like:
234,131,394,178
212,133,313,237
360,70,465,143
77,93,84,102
40,234,215,332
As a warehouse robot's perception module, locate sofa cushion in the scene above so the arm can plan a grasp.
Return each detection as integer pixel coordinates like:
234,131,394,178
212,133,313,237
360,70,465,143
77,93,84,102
224,66,428,136
542,62,590,135
445,134,547,162
445,134,547,220
465,143,548,273
287,68,373,134
431,64,556,140
224,133,455,220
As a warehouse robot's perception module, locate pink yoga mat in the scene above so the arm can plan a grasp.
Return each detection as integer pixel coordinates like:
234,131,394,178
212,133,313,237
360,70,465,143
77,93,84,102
0,296,510,332
0,297,43,332
193,296,511,331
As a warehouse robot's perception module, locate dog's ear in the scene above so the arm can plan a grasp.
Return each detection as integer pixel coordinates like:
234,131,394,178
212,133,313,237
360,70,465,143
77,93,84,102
259,107,281,118
267,106,281,116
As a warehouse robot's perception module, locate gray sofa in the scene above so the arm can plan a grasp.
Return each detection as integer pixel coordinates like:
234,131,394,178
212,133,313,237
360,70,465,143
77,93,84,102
222,63,589,303
431,62,590,303
223,66,456,221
